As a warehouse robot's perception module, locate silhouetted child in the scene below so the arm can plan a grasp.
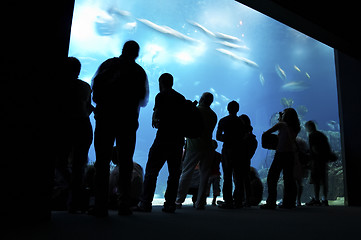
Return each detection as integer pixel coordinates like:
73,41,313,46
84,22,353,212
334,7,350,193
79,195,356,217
207,140,222,206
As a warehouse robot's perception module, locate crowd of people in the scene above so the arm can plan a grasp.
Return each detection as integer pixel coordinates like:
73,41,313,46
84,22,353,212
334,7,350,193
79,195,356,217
57,40,336,217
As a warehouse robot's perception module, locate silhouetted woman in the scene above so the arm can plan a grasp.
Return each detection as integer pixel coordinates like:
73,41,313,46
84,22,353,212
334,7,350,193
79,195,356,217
261,108,300,209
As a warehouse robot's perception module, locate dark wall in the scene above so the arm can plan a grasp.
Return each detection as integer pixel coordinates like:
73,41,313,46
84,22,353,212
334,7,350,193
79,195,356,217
2,1,75,221
335,51,361,206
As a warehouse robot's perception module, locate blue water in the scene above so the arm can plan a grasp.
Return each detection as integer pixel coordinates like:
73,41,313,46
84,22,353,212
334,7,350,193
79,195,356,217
69,0,340,195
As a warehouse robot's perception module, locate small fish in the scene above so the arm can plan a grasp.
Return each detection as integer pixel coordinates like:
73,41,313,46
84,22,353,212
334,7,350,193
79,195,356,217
275,64,287,81
281,81,309,92
108,8,131,17
294,65,301,72
259,73,265,86
305,72,311,79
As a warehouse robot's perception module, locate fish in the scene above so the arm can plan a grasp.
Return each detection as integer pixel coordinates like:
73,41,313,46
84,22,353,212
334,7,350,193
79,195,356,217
108,8,131,17
281,81,309,92
137,18,169,33
220,95,230,102
275,64,287,81
188,20,216,37
305,72,311,79
327,120,339,130
215,32,241,42
216,48,259,68
294,65,301,72
209,87,218,98
137,18,199,43
259,73,265,86
216,41,250,50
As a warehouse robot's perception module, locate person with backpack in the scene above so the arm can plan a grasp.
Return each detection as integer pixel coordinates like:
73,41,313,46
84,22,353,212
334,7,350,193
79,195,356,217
305,120,333,206
176,92,217,210
216,101,247,209
91,41,149,217
136,73,186,213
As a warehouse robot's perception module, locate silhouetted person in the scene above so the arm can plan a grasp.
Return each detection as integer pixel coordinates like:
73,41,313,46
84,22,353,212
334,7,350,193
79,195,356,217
238,114,257,207
92,40,149,216
261,108,300,209
137,73,185,213
216,101,246,209
65,57,94,213
305,121,331,206
176,92,217,210
53,57,93,213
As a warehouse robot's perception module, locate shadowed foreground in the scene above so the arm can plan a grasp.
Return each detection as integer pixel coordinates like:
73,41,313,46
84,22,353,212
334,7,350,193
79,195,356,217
5,206,361,240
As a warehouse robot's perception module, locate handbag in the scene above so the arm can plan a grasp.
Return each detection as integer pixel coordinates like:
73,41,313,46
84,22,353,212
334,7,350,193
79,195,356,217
261,132,278,150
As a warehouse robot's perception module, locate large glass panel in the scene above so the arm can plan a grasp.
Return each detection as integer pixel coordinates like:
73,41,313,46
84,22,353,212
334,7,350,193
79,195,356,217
69,0,343,205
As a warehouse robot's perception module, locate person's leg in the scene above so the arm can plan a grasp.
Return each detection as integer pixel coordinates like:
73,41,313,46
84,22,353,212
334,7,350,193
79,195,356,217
115,121,138,213
139,143,166,210
94,118,115,216
221,148,233,207
282,153,296,207
195,151,214,209
176,150,199,204
164,145,183,210
265,153,282,207
69,118,93,212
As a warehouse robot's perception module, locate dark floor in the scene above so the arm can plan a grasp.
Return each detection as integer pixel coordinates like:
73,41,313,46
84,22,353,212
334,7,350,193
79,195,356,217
4,205,361,240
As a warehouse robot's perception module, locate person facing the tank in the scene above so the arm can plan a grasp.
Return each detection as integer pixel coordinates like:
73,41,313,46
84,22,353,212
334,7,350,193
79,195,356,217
216,101,247,209
91,40,149,217
137,73,186,213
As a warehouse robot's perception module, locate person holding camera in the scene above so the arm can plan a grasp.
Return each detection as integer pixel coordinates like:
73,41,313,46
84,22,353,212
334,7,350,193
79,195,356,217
261,108,300,209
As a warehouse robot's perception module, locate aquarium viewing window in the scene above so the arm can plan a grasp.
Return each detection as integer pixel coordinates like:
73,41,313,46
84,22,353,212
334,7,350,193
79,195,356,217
68,0,343,203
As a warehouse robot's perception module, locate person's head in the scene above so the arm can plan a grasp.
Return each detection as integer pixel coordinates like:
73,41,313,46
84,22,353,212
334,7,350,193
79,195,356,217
305,120,317,133
227,101,239,115
282,108,301,134
65,57,81,80
199,92,214,107
159,73,173,91
240,114,253,132
121,40,140,60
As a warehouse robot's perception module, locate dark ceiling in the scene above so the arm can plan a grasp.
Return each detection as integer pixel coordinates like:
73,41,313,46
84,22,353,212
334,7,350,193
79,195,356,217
236,0,361,61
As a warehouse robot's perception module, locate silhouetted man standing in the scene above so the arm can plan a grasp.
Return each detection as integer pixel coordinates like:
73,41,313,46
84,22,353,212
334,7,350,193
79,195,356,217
216,101,246,209
92,41,149,216
137,73,185,213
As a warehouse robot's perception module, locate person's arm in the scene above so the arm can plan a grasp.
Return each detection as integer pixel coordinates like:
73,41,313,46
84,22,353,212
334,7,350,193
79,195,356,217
216,119,224,142
264,122,281,135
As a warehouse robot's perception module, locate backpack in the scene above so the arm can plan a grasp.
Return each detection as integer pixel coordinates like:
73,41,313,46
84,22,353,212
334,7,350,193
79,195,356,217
182,100,204,139
246,133,258,160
